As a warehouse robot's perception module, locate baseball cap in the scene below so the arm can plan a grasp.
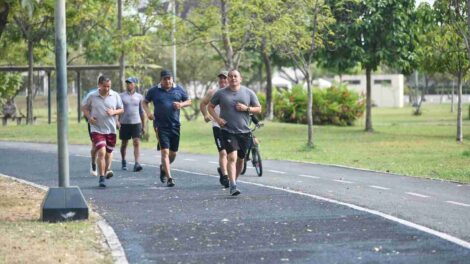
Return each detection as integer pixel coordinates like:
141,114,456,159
125,77,138,84
217,70,228,78
160,70,173,78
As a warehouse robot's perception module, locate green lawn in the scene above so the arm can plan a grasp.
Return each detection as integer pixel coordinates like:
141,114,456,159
2,95,470,183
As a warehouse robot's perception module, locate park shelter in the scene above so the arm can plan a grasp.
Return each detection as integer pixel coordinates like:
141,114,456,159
0,64,161,123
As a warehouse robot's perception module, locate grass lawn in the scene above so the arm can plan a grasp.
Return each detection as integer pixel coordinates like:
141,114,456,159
0,177,112,263
2,95,470,183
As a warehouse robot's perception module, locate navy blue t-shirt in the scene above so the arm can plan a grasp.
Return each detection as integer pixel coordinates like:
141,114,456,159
144,84,189,128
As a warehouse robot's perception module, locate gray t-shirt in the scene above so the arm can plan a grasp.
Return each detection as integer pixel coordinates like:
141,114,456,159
210,85,260,134
119,91,144,124
83,90,123,134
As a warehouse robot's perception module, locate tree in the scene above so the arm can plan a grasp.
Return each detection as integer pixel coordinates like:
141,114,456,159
278,0,334,147
412,2,440,115
340,0,415,132
244,0,296,120
435,0,470,142
11,0,54,124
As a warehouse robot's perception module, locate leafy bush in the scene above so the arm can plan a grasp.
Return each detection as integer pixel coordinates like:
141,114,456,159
257,84,364,126
0,73,23,105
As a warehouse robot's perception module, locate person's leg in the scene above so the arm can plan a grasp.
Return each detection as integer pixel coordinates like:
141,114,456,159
235,133,250,180
133,138,140,163
104,134,117,179
89,123,97,176
226,151,237,185
219,149,228,176
96,147,107,177
161,148,171,178
90,141,97,176
235,157,244,180
120,139,128,170
132,137,143,172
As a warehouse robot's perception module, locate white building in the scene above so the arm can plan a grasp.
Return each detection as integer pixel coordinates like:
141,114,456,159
337,74,404,108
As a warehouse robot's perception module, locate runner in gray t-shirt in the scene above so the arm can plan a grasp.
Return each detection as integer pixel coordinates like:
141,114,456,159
81,76,124,188
118,77,146,172
208,69,261,196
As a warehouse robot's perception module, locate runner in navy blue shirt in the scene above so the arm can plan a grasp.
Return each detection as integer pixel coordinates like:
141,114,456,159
143,70,192,187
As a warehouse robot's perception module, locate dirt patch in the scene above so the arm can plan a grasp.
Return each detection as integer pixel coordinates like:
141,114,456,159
0,177,113,263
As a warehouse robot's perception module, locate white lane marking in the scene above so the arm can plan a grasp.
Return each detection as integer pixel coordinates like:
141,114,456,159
170,168,470,250
333,179,354,184
369,185,390,190
299,174,321,179
208,161,218,164
406,192,429,198
268,170,286,174
446,201,470,207
184,158,196,161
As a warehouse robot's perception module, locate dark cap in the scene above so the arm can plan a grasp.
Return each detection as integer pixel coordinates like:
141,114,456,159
217,70,228,78
160,70,173,78
125,77,138,84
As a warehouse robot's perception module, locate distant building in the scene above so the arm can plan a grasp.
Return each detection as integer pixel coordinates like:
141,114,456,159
336,74,404,108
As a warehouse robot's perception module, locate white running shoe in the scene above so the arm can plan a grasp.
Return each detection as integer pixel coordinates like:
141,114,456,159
90,163,97,176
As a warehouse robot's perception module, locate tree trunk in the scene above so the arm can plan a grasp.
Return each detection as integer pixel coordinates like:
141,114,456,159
261,41,273,121
220,0,234,69
118,0,125,92
466,0,470,63
0,2,9,39
365,67,373,132
27,40,34,124
451,79,455,113
457,71,463,142
306,71,313,147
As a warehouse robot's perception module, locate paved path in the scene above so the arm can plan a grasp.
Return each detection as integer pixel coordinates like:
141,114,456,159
0,142,469,263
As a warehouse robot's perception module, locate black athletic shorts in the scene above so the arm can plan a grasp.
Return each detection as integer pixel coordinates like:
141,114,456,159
221,129,251,159
157,126,180,152
212,126,225,152
119,123,142,140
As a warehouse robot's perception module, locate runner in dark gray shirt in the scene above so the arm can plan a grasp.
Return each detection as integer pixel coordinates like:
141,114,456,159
208,69,261,196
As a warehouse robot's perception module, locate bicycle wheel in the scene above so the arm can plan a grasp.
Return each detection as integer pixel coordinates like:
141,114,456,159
252,147,262,176
240,158,247,175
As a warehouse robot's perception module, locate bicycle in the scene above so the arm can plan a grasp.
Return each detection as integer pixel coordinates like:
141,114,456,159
240,114,263,177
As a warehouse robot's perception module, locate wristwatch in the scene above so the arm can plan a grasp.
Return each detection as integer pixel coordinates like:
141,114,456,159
246,107,250,113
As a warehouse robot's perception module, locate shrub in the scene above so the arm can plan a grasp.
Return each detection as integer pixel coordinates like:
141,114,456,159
257,84,364,126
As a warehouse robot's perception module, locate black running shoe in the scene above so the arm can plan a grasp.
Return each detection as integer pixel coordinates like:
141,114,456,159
167,177,175,187
122,160,127,171
99,176,106,188
222,175,229,188
159,165,165,183
133,162,143,172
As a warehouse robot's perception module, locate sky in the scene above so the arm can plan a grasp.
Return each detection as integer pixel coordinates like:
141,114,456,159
416,0,434,5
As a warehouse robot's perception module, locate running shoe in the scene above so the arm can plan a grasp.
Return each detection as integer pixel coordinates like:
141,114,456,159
167,177,175,187
90,163,97,177
133,162,143,172
159,165,165,183
230,186,240,196
99,176,106,188
221,175,229,188
106,170,114,179
122,160,127,171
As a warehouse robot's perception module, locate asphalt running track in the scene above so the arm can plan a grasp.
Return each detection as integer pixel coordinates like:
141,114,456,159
0,142,469,264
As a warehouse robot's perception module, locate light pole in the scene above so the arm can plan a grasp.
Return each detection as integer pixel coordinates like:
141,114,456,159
171,0,177,82
41,0,88,222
